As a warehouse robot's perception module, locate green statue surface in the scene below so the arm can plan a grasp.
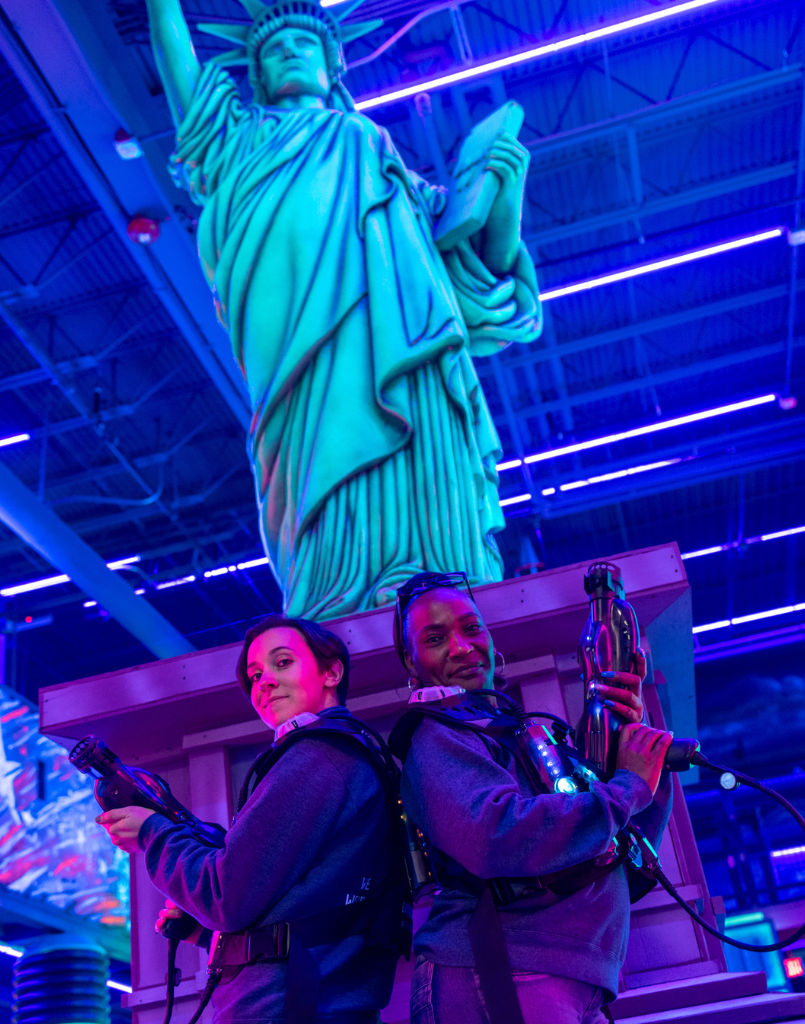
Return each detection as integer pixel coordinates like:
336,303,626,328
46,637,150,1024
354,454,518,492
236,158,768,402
146,0,543,619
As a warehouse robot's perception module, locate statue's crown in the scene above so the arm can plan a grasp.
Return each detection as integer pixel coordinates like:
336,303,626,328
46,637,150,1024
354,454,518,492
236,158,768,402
198,0,381,79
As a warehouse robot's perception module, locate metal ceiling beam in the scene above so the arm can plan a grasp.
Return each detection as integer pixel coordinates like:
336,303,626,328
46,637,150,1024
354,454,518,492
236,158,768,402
499,415,805,518
0,121,47,147
525,64,804,162
510,335,805,419
492,281,805,371
533,425,805,521
0,301,182,523
525,161,797,248
0,203,99,239
0,7,251,431
0,459,194,659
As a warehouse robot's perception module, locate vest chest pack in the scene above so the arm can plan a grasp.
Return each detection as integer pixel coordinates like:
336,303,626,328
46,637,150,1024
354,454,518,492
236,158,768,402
389,687,653,905
196,710,413,1024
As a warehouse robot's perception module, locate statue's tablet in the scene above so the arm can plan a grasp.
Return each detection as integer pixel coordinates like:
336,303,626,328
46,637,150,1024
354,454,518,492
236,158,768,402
434,100,525,251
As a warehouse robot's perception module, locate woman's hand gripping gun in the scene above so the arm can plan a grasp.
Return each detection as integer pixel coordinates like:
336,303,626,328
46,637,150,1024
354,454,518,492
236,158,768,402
71,736,226,1024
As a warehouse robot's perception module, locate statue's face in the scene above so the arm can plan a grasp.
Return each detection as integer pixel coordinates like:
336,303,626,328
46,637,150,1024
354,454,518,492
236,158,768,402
259,28,330,105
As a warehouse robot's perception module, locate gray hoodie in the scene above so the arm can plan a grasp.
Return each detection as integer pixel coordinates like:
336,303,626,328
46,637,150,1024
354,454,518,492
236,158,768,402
139,712,398,1021
399,713,672,999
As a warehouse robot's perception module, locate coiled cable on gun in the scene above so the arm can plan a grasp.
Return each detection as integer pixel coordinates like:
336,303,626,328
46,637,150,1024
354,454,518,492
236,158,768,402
650,752,805,952
473,689,805,953
184,974,220,1024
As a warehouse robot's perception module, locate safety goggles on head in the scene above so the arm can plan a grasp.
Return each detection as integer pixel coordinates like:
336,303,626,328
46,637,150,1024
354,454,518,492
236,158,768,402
393,572,475,663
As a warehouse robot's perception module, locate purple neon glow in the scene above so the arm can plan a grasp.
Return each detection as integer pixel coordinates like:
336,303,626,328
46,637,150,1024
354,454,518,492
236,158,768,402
694,621,805,662
354,0,728,110
154,575,196,591
682,523,805,560
497,394,777,471
0,433,30,448
554,458,680,492
1,555,141,597
540,229,783,302
693,602,805,634
203,555,270,578
500,457,681,507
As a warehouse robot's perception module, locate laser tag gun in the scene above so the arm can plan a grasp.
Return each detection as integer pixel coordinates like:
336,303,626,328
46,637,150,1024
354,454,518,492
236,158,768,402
569,562,805,953
576,561,640,779
576,561,700,779
70,735,227,848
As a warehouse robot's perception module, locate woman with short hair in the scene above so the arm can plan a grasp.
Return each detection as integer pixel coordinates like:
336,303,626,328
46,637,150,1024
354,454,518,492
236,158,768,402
389,572,673,1024
98,613,401,1024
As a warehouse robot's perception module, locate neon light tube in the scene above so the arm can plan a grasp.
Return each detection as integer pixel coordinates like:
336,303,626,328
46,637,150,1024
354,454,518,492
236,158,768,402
502,458,679,505
692,620,731,634
497,393,777,470
237,557,270,570
105,555,141,570
204,556,270,577
772,845,805,858
1,554,142,596
724,912,765,927
0,573,70,596
0,944,23,958
681,545,730,560
760,525,805,541
540,230,783,302
354,0,728,110
681,523,805,560
0,433,30,448
556,458,680,491
732,603,805,625
107,980,133,994
155,575,196,590
694,602,805,634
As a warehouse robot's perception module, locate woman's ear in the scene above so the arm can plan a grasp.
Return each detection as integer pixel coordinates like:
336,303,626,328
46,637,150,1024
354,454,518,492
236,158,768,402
322,659,344,691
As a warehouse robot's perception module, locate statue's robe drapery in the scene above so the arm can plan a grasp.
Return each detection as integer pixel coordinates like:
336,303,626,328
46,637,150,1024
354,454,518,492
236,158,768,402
171,65,542,619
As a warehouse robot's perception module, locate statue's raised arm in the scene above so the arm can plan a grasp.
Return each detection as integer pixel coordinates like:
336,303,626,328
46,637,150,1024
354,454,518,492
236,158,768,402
145,0,201,126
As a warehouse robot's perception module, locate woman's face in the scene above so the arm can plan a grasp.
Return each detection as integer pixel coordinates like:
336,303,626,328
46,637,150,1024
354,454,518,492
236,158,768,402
259,28,330,106
247,626,341,730
403,588,495,692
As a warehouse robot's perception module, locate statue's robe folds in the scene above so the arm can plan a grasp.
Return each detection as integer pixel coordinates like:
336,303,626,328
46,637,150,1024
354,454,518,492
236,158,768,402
171,64,542,619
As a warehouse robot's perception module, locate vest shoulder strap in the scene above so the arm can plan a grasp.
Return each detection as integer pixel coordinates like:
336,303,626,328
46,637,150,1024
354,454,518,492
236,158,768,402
389,700,518,764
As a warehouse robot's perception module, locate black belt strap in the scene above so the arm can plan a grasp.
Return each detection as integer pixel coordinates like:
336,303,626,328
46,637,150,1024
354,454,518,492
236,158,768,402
215,923,291,966
468,886,525,1024
285,931,320,1024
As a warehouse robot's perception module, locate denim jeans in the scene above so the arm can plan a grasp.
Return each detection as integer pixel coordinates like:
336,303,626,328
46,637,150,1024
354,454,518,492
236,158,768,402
410,956,609,1024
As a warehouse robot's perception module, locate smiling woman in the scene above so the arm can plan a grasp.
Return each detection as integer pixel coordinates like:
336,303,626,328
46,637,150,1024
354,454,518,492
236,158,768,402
236,613,349,728
97,613,403,1024
389,570,673,1024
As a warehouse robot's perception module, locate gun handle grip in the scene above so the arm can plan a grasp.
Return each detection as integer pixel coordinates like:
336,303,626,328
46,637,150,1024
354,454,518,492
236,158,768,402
162,912,201,942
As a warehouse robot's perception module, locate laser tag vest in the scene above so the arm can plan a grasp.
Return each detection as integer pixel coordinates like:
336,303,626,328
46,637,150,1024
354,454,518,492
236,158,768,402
389,687,647,905
236,707,413,959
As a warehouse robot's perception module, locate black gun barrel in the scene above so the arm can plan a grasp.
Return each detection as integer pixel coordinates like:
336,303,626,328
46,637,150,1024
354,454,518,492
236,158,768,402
69,736,117,777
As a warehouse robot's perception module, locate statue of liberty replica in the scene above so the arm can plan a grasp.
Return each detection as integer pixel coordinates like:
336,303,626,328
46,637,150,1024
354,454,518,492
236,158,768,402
146,0,542,619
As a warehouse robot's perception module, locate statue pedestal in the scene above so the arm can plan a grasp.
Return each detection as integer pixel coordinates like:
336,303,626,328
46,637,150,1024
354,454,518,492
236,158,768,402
39,542,805,1023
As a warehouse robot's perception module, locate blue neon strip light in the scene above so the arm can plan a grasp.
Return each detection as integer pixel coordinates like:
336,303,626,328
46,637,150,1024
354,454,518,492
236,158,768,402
354,0,729,110
540,229,783,302
496,394,777,471
0,433,30,448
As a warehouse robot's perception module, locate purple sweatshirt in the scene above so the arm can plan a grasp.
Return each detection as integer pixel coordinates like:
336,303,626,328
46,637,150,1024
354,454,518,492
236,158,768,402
138,719,398,1021
400,715,672,998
